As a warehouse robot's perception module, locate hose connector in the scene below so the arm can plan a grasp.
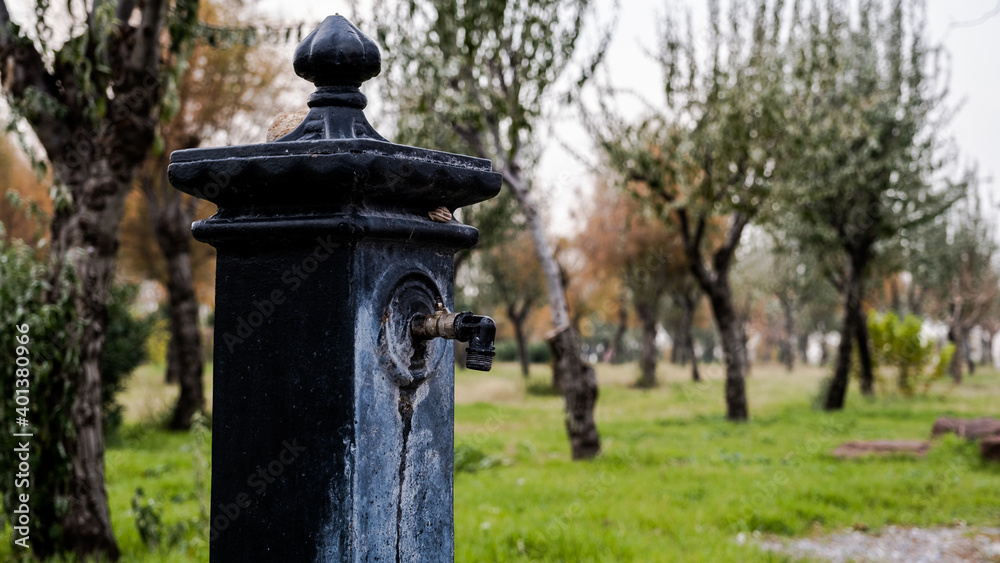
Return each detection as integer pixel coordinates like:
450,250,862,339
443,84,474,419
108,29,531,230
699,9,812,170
411,300,496,371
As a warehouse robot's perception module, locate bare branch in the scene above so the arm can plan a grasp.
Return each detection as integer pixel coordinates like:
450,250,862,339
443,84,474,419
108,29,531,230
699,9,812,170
139,172,160,214
500,165,529,197
115,0,137,23
451,123,490,162
712,211,748,274
676,207,712,288
128,0,168,73
692,212,707,255
0,0,10,46
951,1,1000,28
90,0,117,29
553,131,602,176
0,1,77,160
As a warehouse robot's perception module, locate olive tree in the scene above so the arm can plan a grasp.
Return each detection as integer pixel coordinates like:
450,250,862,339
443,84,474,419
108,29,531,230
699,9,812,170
0,1,206,556
374,0,604,458
780,0,960,409
597,0,790,421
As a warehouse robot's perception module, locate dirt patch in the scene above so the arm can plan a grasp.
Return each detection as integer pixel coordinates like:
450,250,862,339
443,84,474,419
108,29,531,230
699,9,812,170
749,525,1000,562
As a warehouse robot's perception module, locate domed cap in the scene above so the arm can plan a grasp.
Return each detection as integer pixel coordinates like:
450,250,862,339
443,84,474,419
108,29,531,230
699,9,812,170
293,15,381,87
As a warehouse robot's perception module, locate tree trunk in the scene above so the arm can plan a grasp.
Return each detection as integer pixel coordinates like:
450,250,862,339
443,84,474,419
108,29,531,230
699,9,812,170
165,334,180,383
675,310,688,366
0,3,171,556
981,330,992,367
906,281,919,316
608,295,628,364
966,334,976,375
687,339,701,382
679,211,749,421
678,289,700,381
798,330,810,366
145,174,206,431
163,251,204,430
505,169,600,459
635,302,658,388
46,160,127,560
889,277,901,314
825,255,865,410
947,289,965,384
704,281,748,420
508,303,531,378
547,326,601,460
948,323,964,383
854,303,874,396
780,296,796,372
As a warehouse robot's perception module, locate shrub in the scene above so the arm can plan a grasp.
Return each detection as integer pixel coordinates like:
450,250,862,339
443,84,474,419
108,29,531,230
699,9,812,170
528,341,551,364
0,234,155,552
494,340,518,362
490,340,551,364
145,313,171,367
867,311,954,395
0,237,79,552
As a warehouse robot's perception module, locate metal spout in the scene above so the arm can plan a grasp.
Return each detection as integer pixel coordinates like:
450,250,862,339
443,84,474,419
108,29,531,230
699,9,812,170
412,302,495,371
454,313,496,371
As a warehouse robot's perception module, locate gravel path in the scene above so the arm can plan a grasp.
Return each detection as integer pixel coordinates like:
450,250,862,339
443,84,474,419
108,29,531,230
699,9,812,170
746,526,1000,562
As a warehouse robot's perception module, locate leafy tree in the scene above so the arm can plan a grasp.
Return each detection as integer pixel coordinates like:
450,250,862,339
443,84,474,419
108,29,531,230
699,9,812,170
665,277,703,381
597,0,789,420
121,0,283,430
781,0,961,409
769,244,804,371
1,1,294,553
0,0,294,554
375,0,604,458
747,228,842,371
478,228,546,377
729,230,777,366
605,290,630,364
577,178,688,387
908,176,999,382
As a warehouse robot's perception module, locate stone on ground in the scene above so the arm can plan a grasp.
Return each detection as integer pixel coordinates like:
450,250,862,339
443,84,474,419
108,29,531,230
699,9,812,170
931,417,1000,440
981,436,1000,463
832,440,930,458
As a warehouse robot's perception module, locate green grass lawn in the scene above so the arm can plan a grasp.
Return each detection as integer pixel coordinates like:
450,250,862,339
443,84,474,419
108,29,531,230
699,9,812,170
4,360,999,561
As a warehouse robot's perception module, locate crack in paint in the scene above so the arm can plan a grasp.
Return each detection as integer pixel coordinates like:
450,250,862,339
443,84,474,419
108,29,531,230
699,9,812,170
394,283,433,560
396,382,417,562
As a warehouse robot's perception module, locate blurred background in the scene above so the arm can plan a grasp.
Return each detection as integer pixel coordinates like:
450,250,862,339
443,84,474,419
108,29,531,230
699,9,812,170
1,0,998,561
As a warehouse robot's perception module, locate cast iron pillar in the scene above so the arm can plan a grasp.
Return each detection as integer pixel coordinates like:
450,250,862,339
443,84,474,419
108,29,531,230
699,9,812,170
168,15,501,562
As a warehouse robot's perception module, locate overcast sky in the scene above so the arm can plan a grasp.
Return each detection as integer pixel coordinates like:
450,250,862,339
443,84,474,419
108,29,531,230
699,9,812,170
259,0,998,233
